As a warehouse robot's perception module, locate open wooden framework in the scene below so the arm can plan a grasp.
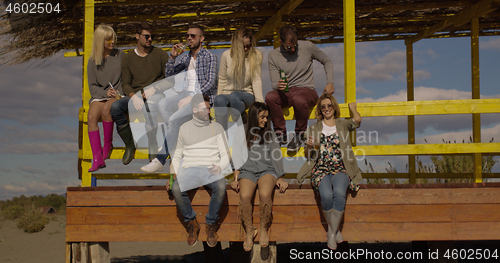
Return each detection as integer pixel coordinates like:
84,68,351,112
71,0,500,186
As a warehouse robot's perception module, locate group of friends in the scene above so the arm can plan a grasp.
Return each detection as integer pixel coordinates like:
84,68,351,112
86,22,363,251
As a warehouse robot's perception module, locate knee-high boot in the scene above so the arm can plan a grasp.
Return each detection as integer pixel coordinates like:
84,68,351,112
240,202,256,251
88,130,106,172
117,124,136,165
102,121,114,160
325,209,344,250
259,199,273,248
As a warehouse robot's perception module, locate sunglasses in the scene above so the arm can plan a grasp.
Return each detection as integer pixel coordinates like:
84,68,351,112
285,44,298,50
321,104,333,110
140,34,153,40
185,33,197,39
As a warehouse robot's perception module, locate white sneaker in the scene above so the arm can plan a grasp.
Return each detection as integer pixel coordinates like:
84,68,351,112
141,158,164,173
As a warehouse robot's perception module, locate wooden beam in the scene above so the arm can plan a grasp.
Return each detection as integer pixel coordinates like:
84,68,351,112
254,0,304,41
406,0,498,44
94,0,273,5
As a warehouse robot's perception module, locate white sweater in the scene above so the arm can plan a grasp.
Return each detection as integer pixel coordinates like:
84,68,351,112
171,116,230,174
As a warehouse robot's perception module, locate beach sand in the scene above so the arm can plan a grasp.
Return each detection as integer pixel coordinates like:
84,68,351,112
1,215,499,262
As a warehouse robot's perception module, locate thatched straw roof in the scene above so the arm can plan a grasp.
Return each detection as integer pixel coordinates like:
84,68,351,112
1,0,500,65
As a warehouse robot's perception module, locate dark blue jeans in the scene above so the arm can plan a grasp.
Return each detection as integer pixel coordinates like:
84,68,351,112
214,92,255,131
171,172,226,224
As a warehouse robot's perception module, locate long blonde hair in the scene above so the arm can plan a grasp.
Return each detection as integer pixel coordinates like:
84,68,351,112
229,27,262,88
90,25,117,66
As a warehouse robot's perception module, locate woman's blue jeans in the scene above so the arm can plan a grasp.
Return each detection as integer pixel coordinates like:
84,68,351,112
214,92,255,131
318,172,350,211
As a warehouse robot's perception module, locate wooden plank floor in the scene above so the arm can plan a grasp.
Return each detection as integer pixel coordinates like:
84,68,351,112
66,183,500,243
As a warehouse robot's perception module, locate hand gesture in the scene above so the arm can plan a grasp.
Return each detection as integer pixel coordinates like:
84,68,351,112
208,164,222,175
143,86,156,100
131,93,144,111
323,83,334,94
276,178,288,193
305,136,314,147
178,96,192,109
230,180,239,193
107,87,117,98
348,102,357,111
171,43,184,58
277,79,287,91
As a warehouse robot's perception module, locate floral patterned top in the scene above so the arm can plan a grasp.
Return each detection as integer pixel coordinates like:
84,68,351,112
311,132,350,189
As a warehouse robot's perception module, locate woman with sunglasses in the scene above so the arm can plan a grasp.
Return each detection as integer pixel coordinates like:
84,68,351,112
86,25,124,172
231,102,288,251
297,93,362,250
214,27,263,131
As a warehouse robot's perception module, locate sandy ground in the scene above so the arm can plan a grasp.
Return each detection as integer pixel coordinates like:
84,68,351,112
1,215,499,263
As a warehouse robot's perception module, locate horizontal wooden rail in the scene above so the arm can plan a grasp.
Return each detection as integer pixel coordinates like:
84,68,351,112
78,98,500,122
80,142,500,159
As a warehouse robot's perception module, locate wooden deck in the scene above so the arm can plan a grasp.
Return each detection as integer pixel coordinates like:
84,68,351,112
66,183,500,243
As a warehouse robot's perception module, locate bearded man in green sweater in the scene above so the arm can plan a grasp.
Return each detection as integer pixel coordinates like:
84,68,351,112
110,23,170,165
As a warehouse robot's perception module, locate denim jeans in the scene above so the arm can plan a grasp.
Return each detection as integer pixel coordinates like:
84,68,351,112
318,172,350,211
110,94,163,133
214,92,255,131
156,89,193,164
171,168,226,224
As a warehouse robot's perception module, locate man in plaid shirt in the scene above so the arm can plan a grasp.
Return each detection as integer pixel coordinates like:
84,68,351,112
141,25,218,174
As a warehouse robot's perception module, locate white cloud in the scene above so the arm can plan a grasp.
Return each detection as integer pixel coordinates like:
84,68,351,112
358,86,475,103
481,37,500,51
0,54,81,124
415,123,500,144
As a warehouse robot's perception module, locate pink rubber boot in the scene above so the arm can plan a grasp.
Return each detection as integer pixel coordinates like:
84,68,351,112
102,121,114,159
88,130,106,172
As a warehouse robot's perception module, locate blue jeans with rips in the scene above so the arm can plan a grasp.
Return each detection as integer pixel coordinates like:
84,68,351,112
171,167,227,224
317,172,350,211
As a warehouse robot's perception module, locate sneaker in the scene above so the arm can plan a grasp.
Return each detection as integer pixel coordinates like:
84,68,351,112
186,219,200,246
205,223,219,247
287,133,303,152
276,133,288,145
140,158,164,173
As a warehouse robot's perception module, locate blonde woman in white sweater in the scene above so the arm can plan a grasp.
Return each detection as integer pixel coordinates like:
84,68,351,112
214,27,263,131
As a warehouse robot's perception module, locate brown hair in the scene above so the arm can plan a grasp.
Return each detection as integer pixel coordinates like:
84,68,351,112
315,93,341,121
136,22,153,34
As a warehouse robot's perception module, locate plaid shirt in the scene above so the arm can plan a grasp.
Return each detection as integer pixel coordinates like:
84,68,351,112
166,47,218,104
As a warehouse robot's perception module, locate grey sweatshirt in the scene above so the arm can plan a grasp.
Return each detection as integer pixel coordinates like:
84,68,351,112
268,40,334,90
87,49,124,104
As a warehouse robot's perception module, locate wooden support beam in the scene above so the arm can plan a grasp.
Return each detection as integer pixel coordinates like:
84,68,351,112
471,17,482,183
254,0,304,41
406,0,498,44
406,42,416,184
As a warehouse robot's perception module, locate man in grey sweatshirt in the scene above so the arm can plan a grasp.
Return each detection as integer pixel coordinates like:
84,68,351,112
266,25,334,151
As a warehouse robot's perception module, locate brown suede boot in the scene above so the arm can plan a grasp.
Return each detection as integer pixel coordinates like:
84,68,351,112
205,223,219,248
240,203,257,252
186,219,200,246
259,199,273,248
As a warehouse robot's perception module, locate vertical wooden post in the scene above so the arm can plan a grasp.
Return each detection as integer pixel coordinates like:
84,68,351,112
343,0,356,146
406,42,416,184
81,0,95,187
471,17,482,183
273,29,280,49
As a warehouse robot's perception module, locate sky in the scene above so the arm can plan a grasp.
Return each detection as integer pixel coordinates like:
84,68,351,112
0,35,499,200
